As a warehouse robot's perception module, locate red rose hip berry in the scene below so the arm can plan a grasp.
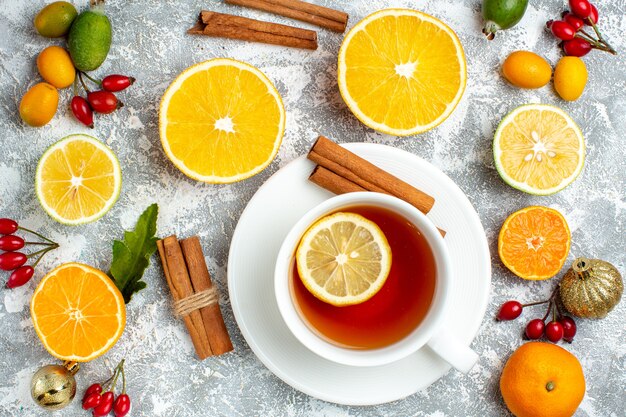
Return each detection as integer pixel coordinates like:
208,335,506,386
0,252,27,271
102,75,135,92
563,13,584,31
0,235,25,251
586,4,598,25
569,0,592,19
87,91,123,114
6,265,35,288
497,301,523,321
559,316,577,342
0,218,18,235
71,96,94,128
545,321,564,343
562,38,592,57
525,319,545,340
550,20,576,41
113,393,131,417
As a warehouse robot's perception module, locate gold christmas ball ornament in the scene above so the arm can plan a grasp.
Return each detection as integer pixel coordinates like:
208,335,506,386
560,257,623,319
31,361,79,410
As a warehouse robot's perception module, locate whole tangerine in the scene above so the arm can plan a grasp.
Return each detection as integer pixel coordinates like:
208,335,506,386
500,342,585,417
502,51,552,89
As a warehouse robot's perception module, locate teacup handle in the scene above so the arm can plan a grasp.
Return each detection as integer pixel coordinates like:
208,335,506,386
426,329,478,373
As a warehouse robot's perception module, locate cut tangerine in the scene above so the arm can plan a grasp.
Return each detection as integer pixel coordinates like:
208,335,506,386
498,206,571,280
31,263,126,362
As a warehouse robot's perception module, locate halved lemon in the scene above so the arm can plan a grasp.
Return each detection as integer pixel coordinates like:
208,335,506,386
498,206,571,280
494,104,585,195
296,212,392,306
31,263,126,362
36,134,122,225
338,8,467,136
159,58,285,183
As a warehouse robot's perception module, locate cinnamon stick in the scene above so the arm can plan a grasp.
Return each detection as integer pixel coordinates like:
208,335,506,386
310,165,447,237
308,136,436,214
158,236,212,359
188,11,318,50
225,0,348,33
180,237,234,356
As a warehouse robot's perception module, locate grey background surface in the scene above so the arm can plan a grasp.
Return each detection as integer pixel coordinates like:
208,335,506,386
0,0,624,416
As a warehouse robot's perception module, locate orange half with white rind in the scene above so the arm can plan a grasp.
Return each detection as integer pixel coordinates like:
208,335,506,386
159,58,285,183
338,8,467,136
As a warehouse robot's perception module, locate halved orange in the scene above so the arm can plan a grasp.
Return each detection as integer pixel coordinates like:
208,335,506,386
338,8,466,136
498,206,571,280
159,58,285,183
31,263,126,362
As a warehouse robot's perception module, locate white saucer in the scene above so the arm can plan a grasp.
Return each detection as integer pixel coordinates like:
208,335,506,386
227,143,491,406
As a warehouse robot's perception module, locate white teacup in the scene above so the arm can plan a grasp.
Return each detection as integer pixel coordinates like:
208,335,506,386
274,192,478,372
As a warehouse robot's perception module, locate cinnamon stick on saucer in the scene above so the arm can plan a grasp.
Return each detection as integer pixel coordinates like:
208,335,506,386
225,0,349,33
308,136,446,237
308,136,436,214
188,11,318,50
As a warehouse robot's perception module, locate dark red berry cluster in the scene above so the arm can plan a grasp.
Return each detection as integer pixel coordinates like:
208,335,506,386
72,73,135,128
82,359,131,417
496,286,577,344
0,218,58,288
547,0,616,57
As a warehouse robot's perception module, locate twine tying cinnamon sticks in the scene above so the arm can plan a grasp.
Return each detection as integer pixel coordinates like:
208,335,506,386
308,136,446,237
157,235,233,359
173,287,218,318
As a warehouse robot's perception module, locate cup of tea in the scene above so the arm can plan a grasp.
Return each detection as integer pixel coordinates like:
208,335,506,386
274,192,478,372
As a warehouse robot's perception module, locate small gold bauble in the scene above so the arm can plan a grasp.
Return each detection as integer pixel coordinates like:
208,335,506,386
31,361,79,410
560,257,623,319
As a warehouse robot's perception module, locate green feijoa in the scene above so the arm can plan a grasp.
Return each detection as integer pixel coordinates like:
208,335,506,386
34,1,78,38
68,2,112,71
482,0,529,40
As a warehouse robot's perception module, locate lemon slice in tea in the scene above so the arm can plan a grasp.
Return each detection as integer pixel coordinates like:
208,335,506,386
296,212,392,306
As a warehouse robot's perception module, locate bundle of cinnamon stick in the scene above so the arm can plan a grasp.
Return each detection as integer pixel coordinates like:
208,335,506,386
157,235,233,359
188,0,348,49
308,136,446,236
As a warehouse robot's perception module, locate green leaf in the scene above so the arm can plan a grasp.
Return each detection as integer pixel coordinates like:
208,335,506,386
109,204,159,303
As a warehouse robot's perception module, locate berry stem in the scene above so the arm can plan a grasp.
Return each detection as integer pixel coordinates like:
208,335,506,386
542,301,553,322
522,300,550,308
81,71,102,87
120,361,126,394
26,245,58,259
106,359,125,392
17,226,57,244
24,241,56,246
78,72,92,93
72,75,78,97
